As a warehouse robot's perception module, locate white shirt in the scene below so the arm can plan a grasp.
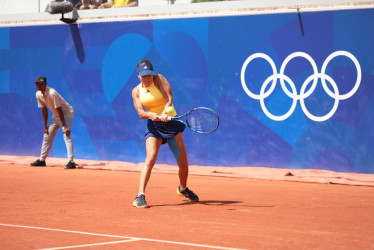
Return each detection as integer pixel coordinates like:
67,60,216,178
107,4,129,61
36,87,74,118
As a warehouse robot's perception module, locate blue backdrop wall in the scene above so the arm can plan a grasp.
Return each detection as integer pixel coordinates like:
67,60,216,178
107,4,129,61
1,9,374,173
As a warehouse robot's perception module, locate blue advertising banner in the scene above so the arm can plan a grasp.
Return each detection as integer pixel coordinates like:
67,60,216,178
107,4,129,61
0,9,373,173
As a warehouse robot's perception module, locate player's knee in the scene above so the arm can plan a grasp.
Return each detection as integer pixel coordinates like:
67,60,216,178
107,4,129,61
177,160,188,170
145,158,157,168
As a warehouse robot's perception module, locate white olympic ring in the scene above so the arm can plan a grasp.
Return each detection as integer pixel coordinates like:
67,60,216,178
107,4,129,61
240,51,361,122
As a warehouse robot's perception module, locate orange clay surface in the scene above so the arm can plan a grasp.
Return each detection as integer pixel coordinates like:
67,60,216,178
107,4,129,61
1,155,374,250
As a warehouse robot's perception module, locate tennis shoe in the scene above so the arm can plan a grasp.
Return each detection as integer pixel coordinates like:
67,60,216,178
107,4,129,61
30,159,46,167
65,161,76,169
133,194,150,208
177,186,199,201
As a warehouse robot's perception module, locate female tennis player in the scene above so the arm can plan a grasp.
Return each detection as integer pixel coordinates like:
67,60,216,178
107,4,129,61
131,59,199,208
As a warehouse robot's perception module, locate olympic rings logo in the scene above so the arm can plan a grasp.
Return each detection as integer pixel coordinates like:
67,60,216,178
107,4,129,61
240,51,361,122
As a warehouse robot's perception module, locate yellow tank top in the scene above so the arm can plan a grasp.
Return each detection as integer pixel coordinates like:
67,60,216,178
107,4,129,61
114,0,129,7
139,81,177,116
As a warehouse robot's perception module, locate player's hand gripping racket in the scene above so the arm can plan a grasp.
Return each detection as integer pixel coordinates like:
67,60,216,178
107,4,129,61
168,107,219,134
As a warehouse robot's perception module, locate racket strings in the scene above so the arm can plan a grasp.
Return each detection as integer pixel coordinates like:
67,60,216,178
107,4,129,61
186,109,219,133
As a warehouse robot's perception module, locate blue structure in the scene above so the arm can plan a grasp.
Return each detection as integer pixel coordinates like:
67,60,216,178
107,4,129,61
1,9,374,173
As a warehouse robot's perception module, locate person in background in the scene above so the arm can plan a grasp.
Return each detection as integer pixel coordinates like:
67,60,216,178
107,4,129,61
30,75,76,169
47,0,82,10
80,0,103,9
131,59,199,208
99,0,138,8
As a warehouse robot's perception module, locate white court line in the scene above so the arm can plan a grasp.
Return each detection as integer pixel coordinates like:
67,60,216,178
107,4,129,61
38,239,141,250
0,223,247,250
0,223,134,239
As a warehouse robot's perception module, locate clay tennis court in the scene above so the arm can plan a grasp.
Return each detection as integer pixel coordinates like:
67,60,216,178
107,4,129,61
1,156,374,249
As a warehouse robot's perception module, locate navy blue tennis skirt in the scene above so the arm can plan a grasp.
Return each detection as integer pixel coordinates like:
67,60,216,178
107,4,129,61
145,119,186,144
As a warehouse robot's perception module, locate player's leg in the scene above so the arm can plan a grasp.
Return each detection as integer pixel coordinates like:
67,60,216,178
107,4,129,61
138,136,162,194
133,136,162,208
171,133,199,201
168,133,188,188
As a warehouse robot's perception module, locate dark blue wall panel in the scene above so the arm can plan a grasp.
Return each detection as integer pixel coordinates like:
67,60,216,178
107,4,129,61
0,9,373,173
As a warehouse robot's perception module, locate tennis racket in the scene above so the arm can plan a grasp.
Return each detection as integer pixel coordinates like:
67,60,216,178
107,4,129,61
168,107,219,134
